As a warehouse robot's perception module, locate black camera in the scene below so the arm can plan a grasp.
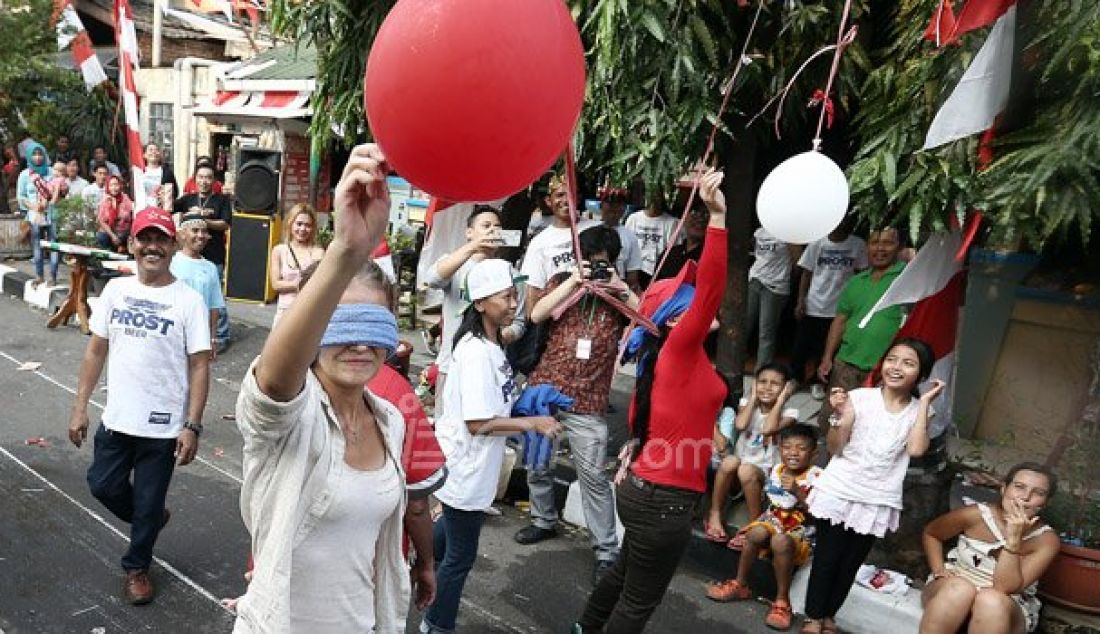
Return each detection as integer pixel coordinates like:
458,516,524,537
590,260,613,281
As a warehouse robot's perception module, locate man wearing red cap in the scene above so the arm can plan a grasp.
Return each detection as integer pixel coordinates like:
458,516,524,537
68,207,212,606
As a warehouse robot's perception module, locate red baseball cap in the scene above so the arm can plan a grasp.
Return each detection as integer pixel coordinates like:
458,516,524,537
132,207,176,239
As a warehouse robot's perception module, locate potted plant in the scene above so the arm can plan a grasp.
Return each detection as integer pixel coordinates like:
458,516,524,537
52,195,97,247
1037,340,1100,615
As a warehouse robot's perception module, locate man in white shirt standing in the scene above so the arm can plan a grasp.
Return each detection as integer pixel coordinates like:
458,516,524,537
792,220,868,397
520,174,598,314
422,206,526,415
599,191,643,294
81,163,109,212
746,226,800,369
68,207,211,606
623,192,679,289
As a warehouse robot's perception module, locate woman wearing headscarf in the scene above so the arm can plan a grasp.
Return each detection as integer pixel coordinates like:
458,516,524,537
575,169,727,633
16,141,60,286
233,144,410,633
97,175,135,253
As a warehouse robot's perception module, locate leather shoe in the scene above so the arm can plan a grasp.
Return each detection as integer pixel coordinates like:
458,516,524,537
513,525,557,545
124,569,155,605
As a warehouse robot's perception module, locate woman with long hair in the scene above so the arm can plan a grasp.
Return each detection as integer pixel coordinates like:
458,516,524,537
919,463,1060,634
575,168,727,633
424,258,562,634
97,175,134,253
799,337,946,633
270,203,325,325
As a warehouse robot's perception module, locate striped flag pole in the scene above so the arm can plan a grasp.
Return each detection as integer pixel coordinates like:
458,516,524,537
114,0,147,209
55,1,109,90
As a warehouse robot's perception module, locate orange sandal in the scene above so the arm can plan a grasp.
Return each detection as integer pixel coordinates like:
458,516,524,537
765,600,793,630
706,578,752,602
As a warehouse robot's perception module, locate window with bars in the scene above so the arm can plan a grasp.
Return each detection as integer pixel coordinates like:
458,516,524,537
149,103,173,156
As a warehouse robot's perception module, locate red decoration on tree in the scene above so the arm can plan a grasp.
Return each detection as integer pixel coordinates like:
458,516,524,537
808,89,835,129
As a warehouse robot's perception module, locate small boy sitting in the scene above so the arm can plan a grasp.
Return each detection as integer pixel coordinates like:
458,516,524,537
705,423,823,631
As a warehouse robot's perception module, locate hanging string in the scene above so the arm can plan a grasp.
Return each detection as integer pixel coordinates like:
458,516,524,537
559,145,659,334
811,0,856,148
648,0,768,282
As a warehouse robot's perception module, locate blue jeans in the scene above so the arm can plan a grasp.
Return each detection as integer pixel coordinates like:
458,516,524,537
424,504,486,632
214,264,229,343
31,223,60,281
86,423,177,571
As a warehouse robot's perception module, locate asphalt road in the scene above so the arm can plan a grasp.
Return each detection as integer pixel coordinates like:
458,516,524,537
0,293,779,634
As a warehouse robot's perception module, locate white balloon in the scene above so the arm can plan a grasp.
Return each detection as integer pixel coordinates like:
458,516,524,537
756,151,849,244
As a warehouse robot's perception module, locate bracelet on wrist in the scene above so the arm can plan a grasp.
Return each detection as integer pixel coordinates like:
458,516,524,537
1002,545,1022,555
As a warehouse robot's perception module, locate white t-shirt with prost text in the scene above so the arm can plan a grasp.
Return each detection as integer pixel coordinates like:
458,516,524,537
90,276,211,438
798,235,869,318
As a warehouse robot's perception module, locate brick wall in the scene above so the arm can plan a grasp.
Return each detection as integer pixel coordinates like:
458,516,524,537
281,135,331,213
136,32,230,65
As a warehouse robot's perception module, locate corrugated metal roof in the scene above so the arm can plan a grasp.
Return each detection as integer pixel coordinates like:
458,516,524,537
238,44,317,81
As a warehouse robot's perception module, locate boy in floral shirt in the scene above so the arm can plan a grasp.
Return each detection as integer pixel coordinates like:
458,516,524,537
706,424,823,630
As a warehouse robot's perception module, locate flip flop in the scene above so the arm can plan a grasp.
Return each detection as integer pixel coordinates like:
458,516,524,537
727,532,747,551
704,523,729,543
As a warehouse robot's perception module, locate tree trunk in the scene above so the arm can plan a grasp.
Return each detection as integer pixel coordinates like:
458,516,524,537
716,135,757,399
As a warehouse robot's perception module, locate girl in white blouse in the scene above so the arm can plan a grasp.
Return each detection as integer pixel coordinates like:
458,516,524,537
800,337,945,634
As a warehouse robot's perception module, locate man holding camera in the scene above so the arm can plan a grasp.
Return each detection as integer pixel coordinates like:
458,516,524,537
421,205,526,418
513,225,640,586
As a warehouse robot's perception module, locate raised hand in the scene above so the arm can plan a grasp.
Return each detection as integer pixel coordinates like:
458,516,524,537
921,379,947,404
331,144,391,262
1003,498,1039,552
698,168,726,216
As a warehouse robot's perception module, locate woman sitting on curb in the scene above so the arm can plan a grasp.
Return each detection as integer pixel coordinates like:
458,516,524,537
919,462,1060,634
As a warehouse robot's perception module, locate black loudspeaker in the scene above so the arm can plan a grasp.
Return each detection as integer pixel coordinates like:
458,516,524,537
236,148,280,214
225,212,283,302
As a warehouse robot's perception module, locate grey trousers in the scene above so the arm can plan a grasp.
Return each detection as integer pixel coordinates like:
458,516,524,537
527,412,619,562
745,278,789,369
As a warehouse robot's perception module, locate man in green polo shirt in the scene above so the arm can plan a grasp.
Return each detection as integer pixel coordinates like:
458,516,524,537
816,227,905,427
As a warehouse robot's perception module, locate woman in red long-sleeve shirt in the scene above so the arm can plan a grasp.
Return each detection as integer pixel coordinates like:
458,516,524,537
576,169,728,634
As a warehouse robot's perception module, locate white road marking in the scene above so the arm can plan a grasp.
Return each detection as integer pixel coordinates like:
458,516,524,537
0,349,243,484
1,349,525,629
0,446,230,613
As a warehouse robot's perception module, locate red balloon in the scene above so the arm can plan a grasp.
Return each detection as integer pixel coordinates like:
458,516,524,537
365,0,586,202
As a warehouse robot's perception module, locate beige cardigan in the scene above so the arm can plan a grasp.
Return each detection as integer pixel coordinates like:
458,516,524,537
233,359,410,633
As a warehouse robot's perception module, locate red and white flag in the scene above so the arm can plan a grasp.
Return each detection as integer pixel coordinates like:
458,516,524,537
114,0,147,209
372,238,396,283
55,1,108,90
415,197,474,290
861,232,967,436
922,4,1016,150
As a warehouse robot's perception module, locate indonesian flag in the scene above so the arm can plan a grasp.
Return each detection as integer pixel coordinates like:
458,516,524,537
922,4,1016,150
55,1,108,90
114,0,147,209
861,232,967,437
373,238,396,283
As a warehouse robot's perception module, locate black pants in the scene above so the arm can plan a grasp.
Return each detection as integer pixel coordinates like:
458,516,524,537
578,474,699,633
86,423,177,571
790,315,832,383
803,518,877,620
